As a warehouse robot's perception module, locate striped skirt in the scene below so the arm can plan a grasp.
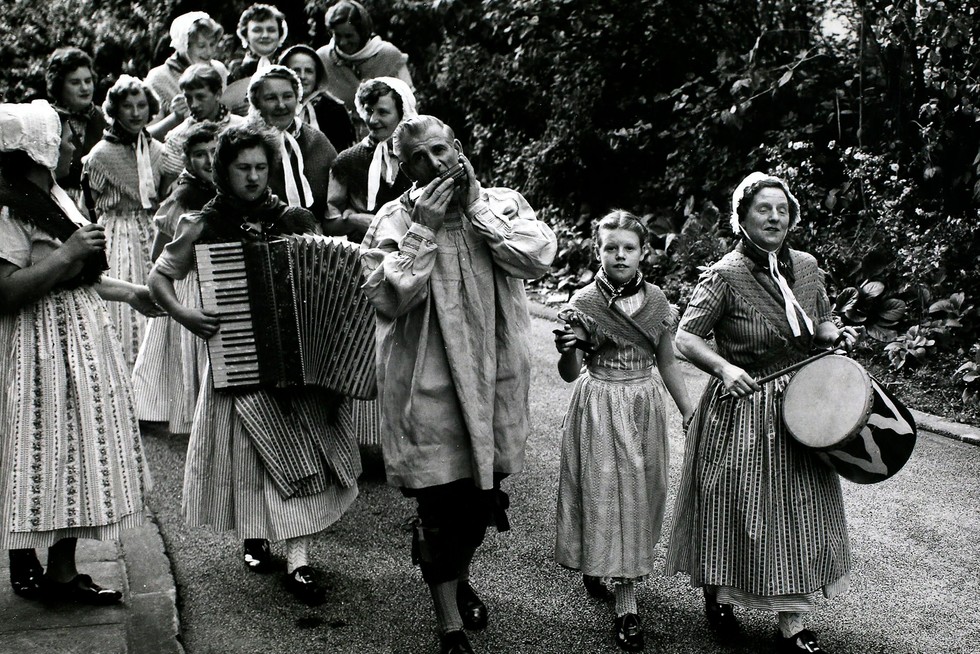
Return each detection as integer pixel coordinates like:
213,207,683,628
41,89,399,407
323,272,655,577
0,287,148,549
351,398,383,446
666,374,851,611
182,369,360,542
101,209,154,367
131,271,206,433
555,367,669,579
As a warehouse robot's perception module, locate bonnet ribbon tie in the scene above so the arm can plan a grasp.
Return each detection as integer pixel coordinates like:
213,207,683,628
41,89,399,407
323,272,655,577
767,250,813,337
136,131,157,209
279,129,313,208
367,139,398,211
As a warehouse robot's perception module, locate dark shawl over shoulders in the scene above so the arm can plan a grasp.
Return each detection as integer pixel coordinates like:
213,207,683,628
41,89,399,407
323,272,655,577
0,173,107,286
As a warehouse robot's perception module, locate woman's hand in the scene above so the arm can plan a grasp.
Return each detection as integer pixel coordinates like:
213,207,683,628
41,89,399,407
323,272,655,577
177,308,220,339
816,322,861,353
128,285,166,317
719,363,761,399
59,224,106,262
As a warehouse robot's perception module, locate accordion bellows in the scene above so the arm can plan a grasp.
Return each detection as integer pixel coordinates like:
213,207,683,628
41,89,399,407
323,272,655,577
195,235,377,399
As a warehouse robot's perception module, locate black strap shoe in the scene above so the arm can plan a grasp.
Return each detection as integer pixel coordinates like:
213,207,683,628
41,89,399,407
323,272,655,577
44,573,122,605
9,549,44,600
704,592,740,642
243,538,274,573
456,580,488,630
583,574,612,600
439,629,475,654
779,629,826,653
614,613,645,652
283,566,326,606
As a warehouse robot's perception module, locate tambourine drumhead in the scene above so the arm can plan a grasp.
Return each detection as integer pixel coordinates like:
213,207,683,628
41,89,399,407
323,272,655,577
782,355,872,450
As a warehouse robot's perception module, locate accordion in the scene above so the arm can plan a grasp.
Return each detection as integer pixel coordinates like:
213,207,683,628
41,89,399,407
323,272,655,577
195,235,377,399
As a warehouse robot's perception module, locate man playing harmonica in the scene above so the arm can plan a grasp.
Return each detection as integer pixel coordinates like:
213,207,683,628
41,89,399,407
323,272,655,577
360,115,558,654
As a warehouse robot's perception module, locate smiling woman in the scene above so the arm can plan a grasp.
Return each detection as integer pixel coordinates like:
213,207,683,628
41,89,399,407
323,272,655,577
81,75,165,367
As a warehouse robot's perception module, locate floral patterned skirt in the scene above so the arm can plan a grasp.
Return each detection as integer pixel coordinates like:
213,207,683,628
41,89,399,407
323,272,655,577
102,209,154,367
0,287,149,548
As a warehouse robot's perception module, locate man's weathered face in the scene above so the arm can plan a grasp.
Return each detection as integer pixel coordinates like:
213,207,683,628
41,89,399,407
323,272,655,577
400,126,459,186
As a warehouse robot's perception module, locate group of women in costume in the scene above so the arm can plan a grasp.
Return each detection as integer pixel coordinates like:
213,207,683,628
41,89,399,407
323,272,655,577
1,3,863,654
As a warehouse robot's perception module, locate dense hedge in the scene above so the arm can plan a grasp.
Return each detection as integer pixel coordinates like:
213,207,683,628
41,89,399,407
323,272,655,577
3,0,979,387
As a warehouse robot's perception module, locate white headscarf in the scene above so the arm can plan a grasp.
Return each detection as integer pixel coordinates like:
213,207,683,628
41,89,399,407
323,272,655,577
0,100,62,170
355,77,418,211
169,12,213,57
731,172,813,337
0,100,88,225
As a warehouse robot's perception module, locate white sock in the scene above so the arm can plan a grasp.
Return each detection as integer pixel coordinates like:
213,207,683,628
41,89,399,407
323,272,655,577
614,579,638,617
286,536,309,574
778,611,807,638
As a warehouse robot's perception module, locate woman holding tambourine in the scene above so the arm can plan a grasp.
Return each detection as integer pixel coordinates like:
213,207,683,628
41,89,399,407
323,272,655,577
666,172,859,654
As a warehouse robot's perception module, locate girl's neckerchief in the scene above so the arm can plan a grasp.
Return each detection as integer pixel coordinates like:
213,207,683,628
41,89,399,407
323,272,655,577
103,122,157,208
595,268,644,305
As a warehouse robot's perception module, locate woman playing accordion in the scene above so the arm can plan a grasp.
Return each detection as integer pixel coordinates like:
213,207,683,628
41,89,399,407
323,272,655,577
147,124,359,606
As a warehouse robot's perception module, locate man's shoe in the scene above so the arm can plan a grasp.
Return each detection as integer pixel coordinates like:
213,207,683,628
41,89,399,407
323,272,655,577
779,629,826,653
456,580,488,630
583,574,612,600
243,538,274,573
9,549,44,599
614,613,645,652
439,629,475,654
283,566,326,606
704,592,740,641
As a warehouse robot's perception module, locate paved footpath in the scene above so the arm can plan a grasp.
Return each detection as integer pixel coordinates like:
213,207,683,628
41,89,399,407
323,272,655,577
0,509,182,654
1,304,977,653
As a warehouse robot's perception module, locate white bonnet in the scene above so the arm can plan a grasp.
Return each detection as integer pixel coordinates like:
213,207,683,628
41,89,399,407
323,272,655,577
730,171,800,233
170,12,217,57
354,77,418,123
0,100,62,170
247,65,305,108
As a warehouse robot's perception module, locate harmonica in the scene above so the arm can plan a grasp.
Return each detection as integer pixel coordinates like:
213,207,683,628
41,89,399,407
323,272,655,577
437,162,467,185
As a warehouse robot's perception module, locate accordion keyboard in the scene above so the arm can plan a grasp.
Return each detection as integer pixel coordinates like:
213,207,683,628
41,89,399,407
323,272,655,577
195,242,262,389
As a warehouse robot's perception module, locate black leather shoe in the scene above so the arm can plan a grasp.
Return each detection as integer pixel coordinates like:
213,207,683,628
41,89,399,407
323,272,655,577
44,574,122,605
614,613,645,652
9,549,44,599
243,538,274,573
583,574,612,600
704,592,740,641
439,629,475,654
283,566,326,606
779,629,826,653
456,580,488,630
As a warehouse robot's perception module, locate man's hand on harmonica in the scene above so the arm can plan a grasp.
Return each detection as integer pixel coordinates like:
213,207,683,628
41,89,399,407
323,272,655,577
413,174,455,232
459,153,479,206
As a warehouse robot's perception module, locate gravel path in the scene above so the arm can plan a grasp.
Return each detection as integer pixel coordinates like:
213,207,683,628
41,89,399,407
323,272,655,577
141,312,980,653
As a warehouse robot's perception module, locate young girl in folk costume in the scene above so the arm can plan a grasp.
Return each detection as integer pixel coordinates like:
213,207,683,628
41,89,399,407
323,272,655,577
554,210,693,653
148,124,360,606
132,122,218,433
82,75,165,367
0,100,154,604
